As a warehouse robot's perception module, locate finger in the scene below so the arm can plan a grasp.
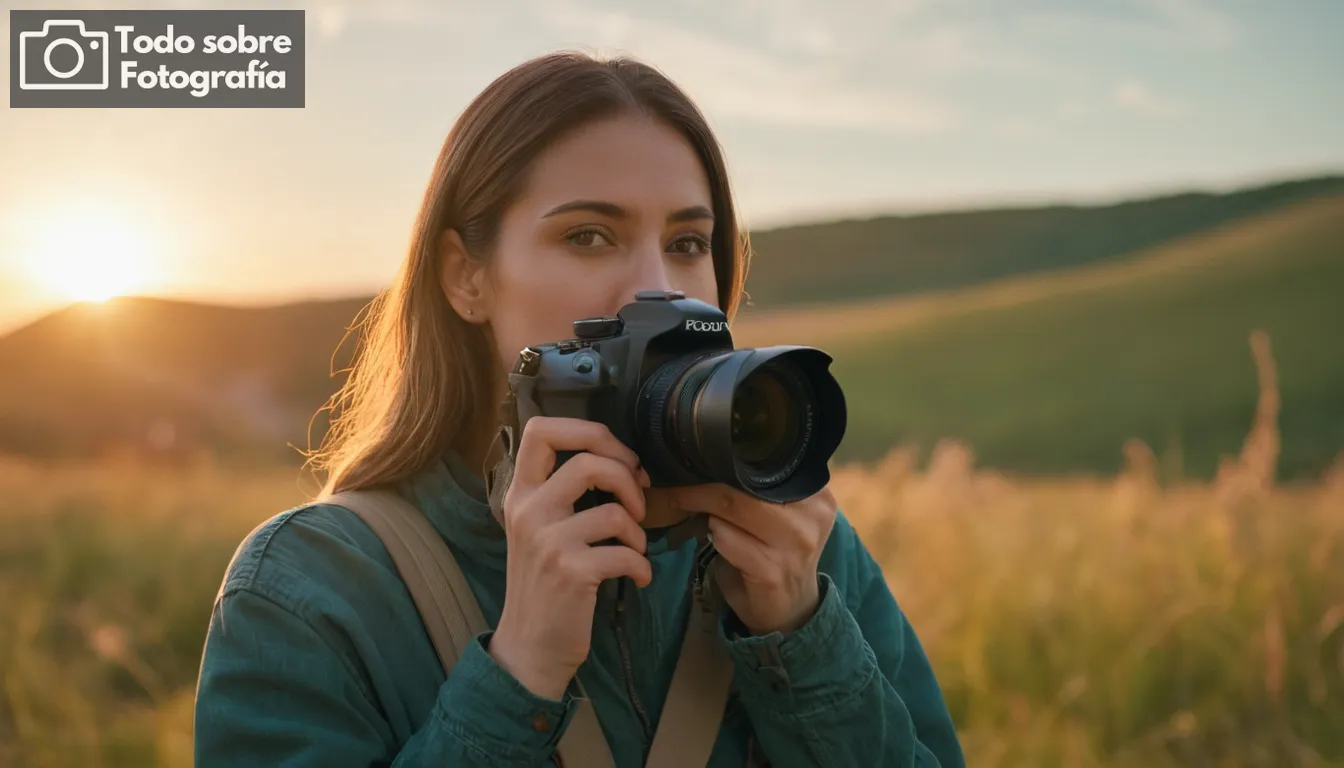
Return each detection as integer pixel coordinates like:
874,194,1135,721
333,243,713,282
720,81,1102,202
578,546,654,588
513,417,641,489
666,484,736,518
707,516,775,579
534,452,646,524
672,484,776,538
558,503,648,553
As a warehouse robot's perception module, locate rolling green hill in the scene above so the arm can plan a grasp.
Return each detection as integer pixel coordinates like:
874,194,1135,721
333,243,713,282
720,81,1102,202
740,174,1344,309
735,194,1344,481
1,176,1340,478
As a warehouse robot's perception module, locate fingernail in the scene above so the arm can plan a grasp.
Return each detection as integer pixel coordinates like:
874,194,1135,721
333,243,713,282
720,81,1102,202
640,468,652,487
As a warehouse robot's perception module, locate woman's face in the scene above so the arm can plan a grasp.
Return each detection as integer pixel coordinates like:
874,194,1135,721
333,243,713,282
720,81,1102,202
443,111,723,527
452,111,720,373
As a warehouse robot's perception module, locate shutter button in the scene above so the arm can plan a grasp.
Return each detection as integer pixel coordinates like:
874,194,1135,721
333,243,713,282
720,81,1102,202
634,289,685,301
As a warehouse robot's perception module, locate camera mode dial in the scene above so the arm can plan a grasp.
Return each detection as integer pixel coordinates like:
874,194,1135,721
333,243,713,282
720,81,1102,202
573,316,623,340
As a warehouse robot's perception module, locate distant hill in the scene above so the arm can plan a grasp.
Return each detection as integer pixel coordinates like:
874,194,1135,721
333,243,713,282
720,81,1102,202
740,174,1344,309
0,296,368,462
1,175,1341,472
735,194,1344,481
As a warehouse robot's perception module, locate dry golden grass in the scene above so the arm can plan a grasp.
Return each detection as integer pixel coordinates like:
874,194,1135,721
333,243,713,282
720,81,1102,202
830,332,1344,766
1,332,1341,766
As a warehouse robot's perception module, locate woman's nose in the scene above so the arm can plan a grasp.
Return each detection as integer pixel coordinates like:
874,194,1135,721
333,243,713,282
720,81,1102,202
622,240,674,299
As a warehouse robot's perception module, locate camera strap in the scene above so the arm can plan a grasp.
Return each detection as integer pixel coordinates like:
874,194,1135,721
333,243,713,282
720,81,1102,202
481,369,542,527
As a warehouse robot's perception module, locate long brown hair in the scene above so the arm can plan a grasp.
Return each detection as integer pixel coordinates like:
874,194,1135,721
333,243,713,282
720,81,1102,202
306,51,752,496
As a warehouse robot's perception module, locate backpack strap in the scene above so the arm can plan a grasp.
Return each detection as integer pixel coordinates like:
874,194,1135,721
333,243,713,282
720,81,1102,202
325,489,482,670
323,488,615,767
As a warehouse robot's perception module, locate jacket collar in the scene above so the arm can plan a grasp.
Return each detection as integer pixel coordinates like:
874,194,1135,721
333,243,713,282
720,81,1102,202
397,451,509,573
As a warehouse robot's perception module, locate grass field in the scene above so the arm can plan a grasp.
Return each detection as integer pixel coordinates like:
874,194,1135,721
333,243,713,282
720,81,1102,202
734,194,1344,481
1,333,1341,767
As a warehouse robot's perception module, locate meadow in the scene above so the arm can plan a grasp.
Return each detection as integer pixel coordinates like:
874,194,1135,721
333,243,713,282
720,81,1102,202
2,330,1341,767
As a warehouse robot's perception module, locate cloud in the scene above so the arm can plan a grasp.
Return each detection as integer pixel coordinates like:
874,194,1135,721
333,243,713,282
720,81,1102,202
1019,0,1238,51
1114,79,1184,116
770,23,835,58
729,0,1062,82
991,117,1043,140
314,4,349,41
739,0,927,63
1134,0,1239,47
537,1,957,134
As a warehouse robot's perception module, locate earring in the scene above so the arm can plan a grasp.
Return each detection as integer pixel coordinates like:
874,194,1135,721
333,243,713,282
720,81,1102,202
466,308,473,316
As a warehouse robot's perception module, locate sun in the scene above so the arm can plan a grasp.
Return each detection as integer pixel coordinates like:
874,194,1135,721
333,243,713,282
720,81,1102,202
25,207,158,303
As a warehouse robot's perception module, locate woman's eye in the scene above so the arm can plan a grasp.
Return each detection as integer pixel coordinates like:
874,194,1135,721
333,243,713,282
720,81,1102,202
669,234,712,256
565,228,613,248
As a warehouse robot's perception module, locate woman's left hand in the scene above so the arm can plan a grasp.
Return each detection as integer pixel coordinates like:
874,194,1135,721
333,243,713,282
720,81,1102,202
666,484,839,637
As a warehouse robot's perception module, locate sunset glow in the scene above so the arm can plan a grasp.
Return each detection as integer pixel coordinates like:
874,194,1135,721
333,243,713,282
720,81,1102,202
24,207,159,303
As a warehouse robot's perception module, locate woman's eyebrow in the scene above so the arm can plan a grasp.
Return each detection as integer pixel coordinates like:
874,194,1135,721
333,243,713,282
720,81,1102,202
668,205,714,223
541,200,714,223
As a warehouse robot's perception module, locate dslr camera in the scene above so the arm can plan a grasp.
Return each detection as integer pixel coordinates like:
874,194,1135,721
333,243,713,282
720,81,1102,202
500,290,846,507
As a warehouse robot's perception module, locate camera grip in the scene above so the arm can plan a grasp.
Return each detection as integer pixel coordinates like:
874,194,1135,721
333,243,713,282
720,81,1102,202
552,450,623,546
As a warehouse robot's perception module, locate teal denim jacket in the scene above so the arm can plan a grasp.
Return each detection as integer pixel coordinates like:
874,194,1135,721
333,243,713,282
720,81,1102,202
193,452,964,766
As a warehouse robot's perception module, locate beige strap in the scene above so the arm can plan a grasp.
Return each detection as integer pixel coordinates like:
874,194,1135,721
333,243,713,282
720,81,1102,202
324,489,615,767
555,678,615,768
645,560,736,768
326,489,484,671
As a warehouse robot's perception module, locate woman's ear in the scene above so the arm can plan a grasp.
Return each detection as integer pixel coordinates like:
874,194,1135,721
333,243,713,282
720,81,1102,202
439,228,490,324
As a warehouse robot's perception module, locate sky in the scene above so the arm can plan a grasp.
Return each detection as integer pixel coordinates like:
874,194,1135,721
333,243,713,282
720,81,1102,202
1,0,1341,332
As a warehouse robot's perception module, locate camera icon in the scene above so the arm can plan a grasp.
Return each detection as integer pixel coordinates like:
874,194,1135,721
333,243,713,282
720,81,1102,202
18,19,110,90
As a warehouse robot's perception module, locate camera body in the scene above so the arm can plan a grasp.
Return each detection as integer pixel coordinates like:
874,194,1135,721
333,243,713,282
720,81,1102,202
503,290,847,507
18,20,110,91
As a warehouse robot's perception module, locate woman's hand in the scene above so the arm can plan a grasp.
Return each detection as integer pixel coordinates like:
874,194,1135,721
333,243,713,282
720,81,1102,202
488,417,653,701
667,484,839,637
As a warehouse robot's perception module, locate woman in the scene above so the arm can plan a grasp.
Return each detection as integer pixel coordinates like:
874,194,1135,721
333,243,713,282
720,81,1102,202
193,51,964,767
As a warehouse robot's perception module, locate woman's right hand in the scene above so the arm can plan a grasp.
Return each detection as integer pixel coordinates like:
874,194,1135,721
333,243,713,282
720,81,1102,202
486,416,653,701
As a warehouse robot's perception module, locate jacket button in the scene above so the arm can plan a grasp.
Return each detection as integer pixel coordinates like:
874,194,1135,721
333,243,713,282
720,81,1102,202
531,713,550,733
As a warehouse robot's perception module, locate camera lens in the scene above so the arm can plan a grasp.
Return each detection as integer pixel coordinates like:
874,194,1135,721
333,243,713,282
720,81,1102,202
730,361,809,478
636,346,845,503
